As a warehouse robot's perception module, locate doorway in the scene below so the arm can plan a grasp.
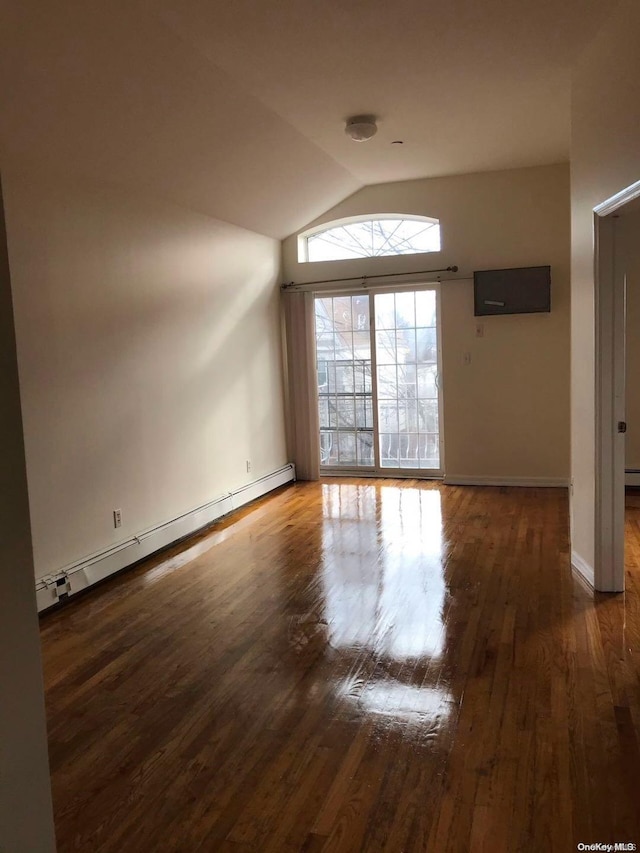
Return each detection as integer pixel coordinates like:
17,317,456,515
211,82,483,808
314,285,444,476
594,181,640,592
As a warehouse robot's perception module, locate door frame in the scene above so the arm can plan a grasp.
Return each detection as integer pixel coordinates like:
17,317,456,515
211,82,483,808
593,178,640,592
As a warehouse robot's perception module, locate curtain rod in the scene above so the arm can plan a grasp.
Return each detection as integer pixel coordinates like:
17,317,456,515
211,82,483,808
281,265,459,291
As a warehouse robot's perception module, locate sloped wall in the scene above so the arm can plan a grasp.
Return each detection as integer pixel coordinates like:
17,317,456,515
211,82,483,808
0,0,359,241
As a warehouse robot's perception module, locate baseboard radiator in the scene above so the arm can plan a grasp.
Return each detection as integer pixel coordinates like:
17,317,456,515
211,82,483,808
35,463,296,613
626,469,640,487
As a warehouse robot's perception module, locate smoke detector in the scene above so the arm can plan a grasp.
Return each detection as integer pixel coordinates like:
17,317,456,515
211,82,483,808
345,115,378,142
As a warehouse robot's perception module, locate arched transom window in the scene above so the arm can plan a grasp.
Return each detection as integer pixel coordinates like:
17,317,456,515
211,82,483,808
299,214,441,263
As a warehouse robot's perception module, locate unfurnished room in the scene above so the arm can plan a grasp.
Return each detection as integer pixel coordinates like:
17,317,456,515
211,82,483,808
2,1,640,851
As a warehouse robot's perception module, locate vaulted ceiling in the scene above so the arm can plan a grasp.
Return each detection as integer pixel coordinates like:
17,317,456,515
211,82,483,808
0,0,616,239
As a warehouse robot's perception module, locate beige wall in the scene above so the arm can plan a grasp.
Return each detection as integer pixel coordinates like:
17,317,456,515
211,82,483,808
283,164,570,482
0,177,56,851
3,166,288,580
619,210,640,472
570,0,640,569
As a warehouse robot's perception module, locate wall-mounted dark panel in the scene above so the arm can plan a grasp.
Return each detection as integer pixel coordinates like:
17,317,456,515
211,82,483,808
473,266,551,316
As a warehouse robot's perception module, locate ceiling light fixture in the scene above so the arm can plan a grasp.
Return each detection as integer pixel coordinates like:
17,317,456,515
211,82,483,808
345,115,378,142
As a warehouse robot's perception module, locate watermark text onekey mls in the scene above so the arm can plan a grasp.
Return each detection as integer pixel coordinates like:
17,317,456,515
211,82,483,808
577,844,637,852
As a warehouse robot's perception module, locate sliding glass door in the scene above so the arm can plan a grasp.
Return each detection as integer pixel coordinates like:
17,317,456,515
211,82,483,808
314,287,443,475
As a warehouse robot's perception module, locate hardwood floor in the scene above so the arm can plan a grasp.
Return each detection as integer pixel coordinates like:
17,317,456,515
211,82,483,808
41,480,640,852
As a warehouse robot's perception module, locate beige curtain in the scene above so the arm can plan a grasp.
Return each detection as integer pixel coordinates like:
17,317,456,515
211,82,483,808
282,291,320,480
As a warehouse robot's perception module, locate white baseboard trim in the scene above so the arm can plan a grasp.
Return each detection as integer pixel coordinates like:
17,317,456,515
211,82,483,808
571,550,595,589
443,475,569,488
35,463,296,613
625,471,640,487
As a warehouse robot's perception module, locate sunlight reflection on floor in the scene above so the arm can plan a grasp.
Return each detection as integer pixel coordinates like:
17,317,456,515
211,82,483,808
321,483,446,660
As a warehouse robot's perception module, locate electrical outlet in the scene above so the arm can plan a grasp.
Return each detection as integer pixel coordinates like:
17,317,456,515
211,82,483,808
475,323,484,338
246,460,252,473
113,508,122,529
463,351,472,366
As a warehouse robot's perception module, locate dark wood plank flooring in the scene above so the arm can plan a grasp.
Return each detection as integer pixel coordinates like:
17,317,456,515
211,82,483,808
40,480,640,851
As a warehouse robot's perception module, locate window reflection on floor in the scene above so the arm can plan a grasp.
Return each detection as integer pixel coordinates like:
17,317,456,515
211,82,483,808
339,681,454,723
320,483,446,660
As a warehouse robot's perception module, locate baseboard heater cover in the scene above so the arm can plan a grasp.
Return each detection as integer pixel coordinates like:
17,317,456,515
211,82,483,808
35,463,295,612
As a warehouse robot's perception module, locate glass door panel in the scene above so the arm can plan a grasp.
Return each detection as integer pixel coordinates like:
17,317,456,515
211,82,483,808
374,289,441,471
315,295,374,468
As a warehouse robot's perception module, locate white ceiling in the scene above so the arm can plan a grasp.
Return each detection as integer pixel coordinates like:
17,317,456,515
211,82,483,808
0,0,616,239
